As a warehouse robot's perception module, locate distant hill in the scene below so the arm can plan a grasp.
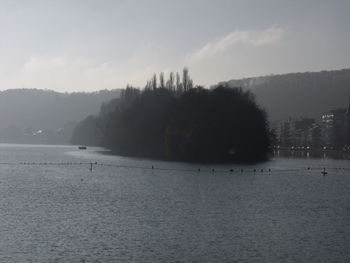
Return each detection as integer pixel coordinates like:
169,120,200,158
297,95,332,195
3,68,350,144
0,89,121,144
218,69,350,121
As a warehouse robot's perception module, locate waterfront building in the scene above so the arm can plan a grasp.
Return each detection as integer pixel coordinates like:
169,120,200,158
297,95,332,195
346,99,350,147
321,113,334,147
320,108,347,149
274,117,315,148
274,101,350,150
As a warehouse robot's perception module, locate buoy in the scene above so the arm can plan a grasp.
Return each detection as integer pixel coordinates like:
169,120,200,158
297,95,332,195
198,168,200,172
230,169,233,172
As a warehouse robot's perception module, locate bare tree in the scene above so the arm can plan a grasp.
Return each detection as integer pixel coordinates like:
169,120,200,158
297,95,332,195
159,72,165,89
145,81,152,90
182,67,189,92
152,74,157,90
168,72,175,92
176,72,182,94
188,79,193,90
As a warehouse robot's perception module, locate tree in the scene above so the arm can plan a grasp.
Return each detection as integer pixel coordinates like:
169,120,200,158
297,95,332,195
70,115,100,146
145,81,152,90
72,72,271,162
176,72,182,94
182,67,189,92
159,72,165,89
151,74,157,90
168,72,175,91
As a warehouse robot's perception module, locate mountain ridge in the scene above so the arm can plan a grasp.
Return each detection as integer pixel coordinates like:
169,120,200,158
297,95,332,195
218,68,350,120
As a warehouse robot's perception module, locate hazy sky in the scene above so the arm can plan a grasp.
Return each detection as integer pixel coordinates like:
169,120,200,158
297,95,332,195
0,0,349,92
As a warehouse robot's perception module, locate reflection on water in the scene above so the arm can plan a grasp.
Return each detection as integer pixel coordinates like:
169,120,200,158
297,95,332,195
273,149,350,160
0,144,349,262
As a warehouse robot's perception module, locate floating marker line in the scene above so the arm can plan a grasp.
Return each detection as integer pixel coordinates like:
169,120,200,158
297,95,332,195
0,161,348,174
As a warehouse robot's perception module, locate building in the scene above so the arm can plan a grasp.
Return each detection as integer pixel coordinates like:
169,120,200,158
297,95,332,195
346,99,350,148
275,99,350,150
320,108,348,149
321,113,334,147
274,117,315,148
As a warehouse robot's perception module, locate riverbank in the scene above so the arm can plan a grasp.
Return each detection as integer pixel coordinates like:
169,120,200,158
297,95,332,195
273,148,350,160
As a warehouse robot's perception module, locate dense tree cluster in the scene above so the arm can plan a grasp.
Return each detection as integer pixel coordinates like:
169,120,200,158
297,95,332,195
71,69,271,162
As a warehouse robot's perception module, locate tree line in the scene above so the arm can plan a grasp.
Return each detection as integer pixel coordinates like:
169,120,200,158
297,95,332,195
71,68,272,162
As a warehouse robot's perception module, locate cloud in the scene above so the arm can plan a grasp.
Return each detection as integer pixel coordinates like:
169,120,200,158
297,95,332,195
187,27,285,62
7,56,118,92
0,27,286,92
3,44,179,92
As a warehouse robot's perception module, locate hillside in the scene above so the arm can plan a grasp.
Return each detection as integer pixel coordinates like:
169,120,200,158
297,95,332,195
219,69,350,121
2,69,350,144
0,89,121,144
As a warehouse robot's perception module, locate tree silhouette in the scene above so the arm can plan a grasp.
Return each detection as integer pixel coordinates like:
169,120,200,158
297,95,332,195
182,67,189,92
72,69,271,162
176,72,182,94
159,72,165,89
167,72,175,91
151,74,157,90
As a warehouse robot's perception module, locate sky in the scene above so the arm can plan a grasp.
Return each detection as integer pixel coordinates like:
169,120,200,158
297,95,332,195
0,0,349,92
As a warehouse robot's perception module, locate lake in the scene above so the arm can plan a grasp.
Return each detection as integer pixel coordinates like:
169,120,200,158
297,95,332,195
0,144,349,262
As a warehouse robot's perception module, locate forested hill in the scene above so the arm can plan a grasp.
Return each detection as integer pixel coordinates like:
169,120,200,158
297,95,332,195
219,69,350,120
0,89,121,144
71,85,271,162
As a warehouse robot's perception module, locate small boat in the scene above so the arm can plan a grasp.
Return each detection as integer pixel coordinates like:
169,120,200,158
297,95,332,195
78,146,87,150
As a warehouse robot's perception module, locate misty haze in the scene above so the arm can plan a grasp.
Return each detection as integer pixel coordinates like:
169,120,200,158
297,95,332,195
0,1,350,262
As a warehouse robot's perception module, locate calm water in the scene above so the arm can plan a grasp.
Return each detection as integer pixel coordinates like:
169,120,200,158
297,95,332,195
0,144,349,262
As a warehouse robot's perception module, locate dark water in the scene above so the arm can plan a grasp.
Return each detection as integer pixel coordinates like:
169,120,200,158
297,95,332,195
0,144,349,262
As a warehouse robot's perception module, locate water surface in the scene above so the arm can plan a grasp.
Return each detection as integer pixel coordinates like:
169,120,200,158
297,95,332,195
0,144,349,262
